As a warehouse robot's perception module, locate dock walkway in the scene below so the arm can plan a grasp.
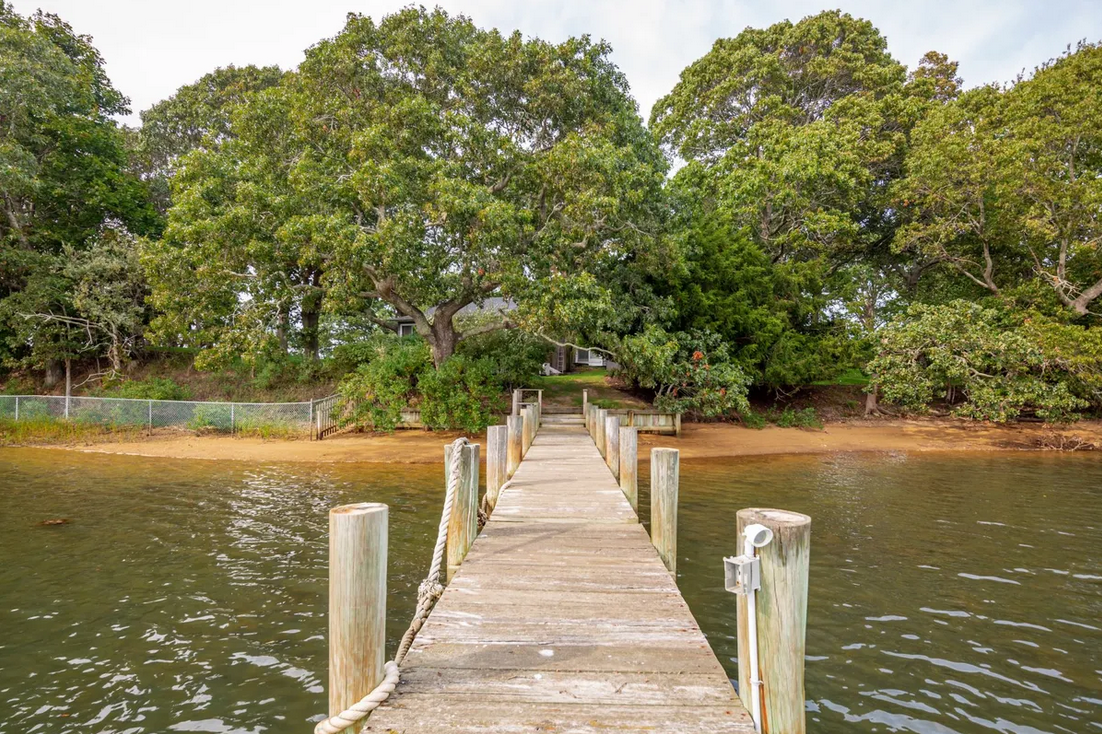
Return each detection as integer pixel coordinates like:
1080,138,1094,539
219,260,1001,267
364,415,754,733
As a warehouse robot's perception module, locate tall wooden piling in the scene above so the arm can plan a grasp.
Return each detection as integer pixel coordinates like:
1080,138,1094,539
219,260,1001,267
328,502,387,733
619,426,638,514
650,448,679,575
506,415,522,478
605,414,620,479
595,408,607,458
444,443,479,581
522,406,534,455
486,426,507,512
736,508,811,734
511,389,521,416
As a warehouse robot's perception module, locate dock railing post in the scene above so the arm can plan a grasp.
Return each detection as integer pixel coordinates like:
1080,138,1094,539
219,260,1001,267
506,415,522,477
487,425,507,512
512,389,521,416
328,502,387,734
582,389,588,416
734,508,811,734
650,448,679,575
619,426,637,514
594,408,607,458
605,414,620,479
521,405,534,456
444,443,479,581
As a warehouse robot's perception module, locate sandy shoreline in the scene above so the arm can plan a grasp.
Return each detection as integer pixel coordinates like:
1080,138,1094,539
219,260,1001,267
10,418,1101,464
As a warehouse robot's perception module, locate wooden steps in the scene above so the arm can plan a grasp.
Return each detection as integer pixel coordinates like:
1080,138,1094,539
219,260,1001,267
363,421,753,734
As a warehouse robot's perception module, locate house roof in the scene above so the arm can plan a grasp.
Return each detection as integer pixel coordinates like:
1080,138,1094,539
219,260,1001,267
394,297,516,323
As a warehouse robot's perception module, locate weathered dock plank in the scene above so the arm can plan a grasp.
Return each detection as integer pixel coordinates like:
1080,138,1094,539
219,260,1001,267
364,417,753,733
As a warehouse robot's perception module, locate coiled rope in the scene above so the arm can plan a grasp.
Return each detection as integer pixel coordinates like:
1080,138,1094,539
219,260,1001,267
313,436,470,734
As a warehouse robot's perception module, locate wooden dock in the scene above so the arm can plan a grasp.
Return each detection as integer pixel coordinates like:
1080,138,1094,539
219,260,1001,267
363,414,754,733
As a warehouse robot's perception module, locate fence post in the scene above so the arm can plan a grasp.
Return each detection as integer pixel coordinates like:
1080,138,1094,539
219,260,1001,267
328,502,387,734
675,412,682,438
230,403,235,434
582,389,588,416
148,400,153,433
595,408,607,458
487,426,507,513
650,448,679,575
14,396,19,421
444,443,479,581
619,426,638,515
735,508,811,734
506,415,523,477
605,414,620,479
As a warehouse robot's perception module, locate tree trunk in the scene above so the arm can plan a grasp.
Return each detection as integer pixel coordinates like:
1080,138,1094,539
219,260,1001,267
44,360,62,389
301,294,321,362
428,316,458,368
277,306,290,354
864,386,879,417
65,358,72,400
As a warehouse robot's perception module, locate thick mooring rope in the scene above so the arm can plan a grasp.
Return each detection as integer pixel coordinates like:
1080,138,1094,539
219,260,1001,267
313,437,470,734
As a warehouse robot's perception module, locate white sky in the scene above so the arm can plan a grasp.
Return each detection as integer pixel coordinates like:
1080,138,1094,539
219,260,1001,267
11,0,1102,125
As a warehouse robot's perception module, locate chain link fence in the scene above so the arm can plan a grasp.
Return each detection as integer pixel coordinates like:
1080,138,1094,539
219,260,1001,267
0,395,330,437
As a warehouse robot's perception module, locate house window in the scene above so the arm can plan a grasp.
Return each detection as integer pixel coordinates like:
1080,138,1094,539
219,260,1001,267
398,323,415,337
575,349,590,364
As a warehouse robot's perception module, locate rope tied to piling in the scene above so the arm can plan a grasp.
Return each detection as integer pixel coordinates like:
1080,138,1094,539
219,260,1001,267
313,436,470,734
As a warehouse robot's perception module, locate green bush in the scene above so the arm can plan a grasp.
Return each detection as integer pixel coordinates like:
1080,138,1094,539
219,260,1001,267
418,356,502,431
187,404,232,431
101,376,191,401
775,407,822,429
616,326,751,417
338,336,431,431
457,331,547,389
870,301,1098,422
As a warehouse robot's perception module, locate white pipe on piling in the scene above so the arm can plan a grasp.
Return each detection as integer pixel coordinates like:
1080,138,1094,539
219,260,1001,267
743,523,774,733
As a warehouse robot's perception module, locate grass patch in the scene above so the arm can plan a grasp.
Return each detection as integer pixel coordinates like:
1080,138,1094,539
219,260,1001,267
812,368,869,387
0,417,143,445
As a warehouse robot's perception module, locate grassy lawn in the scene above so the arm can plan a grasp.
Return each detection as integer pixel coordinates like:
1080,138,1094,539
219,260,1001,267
811,367,869,387
530,369,649,409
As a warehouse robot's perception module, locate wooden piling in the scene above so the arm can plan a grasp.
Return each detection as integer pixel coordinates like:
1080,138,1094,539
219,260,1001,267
619,426,638,514
511,389,521,416
522,406,534,455
650,448,679,575
605,414,620,479
444,443,479,581
595,408,607,458
582,389,588,416
736,508,811,734
506,415,522,478
486,426,507,512
328,502,387,733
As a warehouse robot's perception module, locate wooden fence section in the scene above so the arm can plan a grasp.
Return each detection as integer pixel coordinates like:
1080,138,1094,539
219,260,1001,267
362,415,752,733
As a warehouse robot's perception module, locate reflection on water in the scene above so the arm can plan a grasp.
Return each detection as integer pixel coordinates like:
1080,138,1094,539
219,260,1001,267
2,448,1100,733
0,449,441,733
665,452,1102,734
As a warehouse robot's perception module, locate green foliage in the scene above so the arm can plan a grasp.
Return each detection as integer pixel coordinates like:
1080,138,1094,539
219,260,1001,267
616,327,750,417
100,376,191,401
186,404,232,431
0,415,140,445
418,356,502,432
457,330,547,390
870,301,1098,422
338,337,429,431
774,407,823,429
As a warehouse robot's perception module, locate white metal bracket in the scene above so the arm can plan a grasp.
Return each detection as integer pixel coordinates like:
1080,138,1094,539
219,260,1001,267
723,554,760,595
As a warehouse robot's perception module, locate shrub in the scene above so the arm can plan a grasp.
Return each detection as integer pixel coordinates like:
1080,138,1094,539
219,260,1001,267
616,326,751,417
457,330,547,389
869,301,1098,422
338,336,431,431
418,356,503,431
101,376,192,401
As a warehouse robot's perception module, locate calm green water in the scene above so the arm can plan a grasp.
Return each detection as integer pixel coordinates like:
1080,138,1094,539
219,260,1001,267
1,448,1100,733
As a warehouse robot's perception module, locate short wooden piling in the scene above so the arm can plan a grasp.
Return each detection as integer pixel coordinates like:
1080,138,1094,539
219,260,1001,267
328,502,387,733
650,448,679,575
444,443,479,581
605,414,620,479
582,389,589,416
585,404,594,436
506,415,522,478
736,508,811,734
511,389,521,416
595,408,607,458
486,426,507,512
619,426,638,514
522,406,534,455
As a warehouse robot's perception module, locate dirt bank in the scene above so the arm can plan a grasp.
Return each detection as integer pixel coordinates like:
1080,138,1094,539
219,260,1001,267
21,418,1102,464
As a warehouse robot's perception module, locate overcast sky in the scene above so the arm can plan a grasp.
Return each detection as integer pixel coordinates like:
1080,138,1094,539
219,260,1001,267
11,0,1102,125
